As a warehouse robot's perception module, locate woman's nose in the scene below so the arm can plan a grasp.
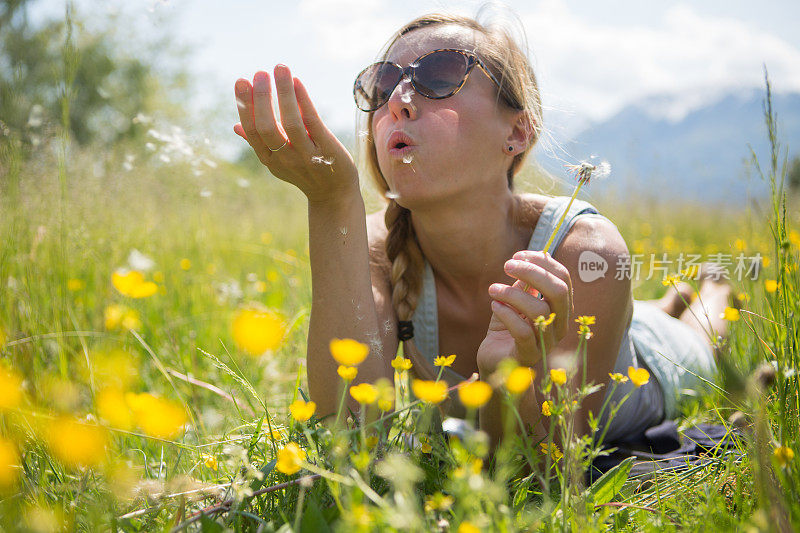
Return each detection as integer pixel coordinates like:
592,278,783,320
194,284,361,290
385,76,417,120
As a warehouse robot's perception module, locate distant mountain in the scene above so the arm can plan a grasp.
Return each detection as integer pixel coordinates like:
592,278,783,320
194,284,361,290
536,89,800,203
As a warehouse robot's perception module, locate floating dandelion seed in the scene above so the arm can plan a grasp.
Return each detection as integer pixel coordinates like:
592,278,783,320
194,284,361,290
127,249,155,272
145,142,156,151
236,178,251,188
132,113,152,125
200,188,212,198
402,154,414,164
311,155,335,168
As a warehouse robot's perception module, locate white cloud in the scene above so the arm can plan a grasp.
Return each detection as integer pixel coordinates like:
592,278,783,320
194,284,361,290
520,1,800,123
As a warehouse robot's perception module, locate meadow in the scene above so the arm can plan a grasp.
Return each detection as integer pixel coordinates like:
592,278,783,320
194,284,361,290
1,25,800,529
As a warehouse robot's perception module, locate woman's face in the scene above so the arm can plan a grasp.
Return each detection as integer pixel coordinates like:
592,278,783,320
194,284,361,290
371,25,518,208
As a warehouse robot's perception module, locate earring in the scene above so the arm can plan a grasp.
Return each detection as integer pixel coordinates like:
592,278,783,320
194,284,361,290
507,146,514,153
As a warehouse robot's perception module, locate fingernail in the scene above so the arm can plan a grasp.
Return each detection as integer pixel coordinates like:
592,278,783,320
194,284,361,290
235,81,247,93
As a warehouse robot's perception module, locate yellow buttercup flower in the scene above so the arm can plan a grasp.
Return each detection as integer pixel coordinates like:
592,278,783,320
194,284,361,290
541,400,553,417
96,388,134,430
424,493,454,512
506,366,534,394
289,399,316,422
534,312,556,331
203,454,218,471
374,378,394,412
412,380,448,404
720,307,740,321
540,442,563,462
433,354,456,368
67,278,85,291
681,265,700,279
765,279,779,293
391,355,412,372
276,442,305,475
0,437,20,491
550,368,567,386
609,372,629,384
774,445,794,467
736,292,750,303
458,522,480,533
179,258,192,271
112,270,158,298
126,393,187,439
0,365,23,411
458,381,492,409
104,304,142,331
628,366,650,388
349,383,378,405
48,417,108,468
575,315,596,326
337,365,358,382
232,306,284,356
329,338,369,366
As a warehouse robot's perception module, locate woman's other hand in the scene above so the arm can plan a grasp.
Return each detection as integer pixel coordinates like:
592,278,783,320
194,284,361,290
477,251,573,373
234,65,358,204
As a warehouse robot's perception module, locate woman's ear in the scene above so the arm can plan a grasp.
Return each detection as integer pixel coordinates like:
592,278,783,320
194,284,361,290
503,110,533,155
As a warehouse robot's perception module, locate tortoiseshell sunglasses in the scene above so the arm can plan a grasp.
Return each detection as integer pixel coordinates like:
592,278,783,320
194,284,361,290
353,48,510,112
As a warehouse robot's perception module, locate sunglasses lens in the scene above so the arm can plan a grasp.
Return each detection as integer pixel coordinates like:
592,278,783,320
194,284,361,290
414,50,470,98
354,62,402,111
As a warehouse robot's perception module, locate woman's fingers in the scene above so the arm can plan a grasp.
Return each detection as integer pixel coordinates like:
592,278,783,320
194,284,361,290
490,301,540,353
252,71,286,151
273,65,313,151
235,79,267,157
503,253,573,337
294,77,330,151
489,281,551,322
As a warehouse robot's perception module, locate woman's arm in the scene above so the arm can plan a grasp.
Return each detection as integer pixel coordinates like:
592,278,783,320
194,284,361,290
233,66,393,416
476,216,631,446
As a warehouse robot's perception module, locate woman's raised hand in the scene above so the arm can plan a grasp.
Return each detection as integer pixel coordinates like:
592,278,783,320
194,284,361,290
477,251,573,372
234,65,358,204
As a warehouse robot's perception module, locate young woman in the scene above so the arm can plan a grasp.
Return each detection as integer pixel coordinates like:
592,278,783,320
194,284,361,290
233,13,729,444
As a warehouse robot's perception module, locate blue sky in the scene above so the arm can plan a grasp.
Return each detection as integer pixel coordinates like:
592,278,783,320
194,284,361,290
34,0,800,155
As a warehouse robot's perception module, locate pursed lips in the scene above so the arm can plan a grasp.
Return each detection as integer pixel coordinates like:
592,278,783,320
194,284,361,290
386,131,416,157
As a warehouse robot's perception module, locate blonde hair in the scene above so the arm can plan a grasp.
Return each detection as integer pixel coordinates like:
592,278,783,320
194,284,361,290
358,12,543,353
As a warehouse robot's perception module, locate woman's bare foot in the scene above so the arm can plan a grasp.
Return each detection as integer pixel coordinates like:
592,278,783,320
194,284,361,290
653,281,696,318
678,271,735,358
